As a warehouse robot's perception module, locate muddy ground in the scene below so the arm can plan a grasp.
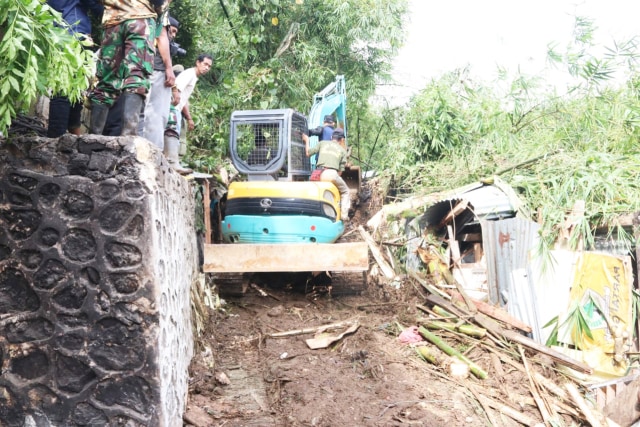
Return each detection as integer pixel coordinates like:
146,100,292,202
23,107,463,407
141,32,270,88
182,274,575,427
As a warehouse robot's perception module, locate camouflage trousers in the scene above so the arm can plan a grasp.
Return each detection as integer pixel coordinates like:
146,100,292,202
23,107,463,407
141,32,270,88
90,18,156,107
165,103,179,136
165,104,188,156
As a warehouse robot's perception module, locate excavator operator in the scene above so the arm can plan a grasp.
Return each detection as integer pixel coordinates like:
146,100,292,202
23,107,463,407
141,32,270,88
303,129,350,222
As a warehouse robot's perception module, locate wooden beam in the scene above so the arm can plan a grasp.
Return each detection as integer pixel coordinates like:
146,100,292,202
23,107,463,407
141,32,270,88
202,179,211,244
203,242,369,273
449,291,532,333
602,376,640,426
439,200,469,228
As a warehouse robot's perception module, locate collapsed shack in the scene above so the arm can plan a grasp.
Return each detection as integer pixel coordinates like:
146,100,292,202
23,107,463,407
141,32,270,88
364,176,640,426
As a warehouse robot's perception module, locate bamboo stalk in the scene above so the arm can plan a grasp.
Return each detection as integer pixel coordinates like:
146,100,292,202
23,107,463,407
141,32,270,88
565,383,604,427
432,305,456,318
418,326,488,379
518,345,555,424
478,394,540,426
426,292,593,374
424,320,487,338
415,346,446,365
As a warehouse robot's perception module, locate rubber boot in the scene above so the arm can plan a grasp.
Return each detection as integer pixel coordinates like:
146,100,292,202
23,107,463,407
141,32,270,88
120,93,145,136
89,103,109,135
164,134,193,175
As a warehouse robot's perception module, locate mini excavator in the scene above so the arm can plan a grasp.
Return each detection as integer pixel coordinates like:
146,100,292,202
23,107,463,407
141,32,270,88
203,76,368,293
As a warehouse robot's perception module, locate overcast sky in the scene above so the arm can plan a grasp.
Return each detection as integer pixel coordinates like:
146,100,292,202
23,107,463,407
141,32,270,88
376,0,640,105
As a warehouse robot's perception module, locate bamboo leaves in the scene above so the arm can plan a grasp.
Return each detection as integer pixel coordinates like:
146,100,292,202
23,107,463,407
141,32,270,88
543,300,596,348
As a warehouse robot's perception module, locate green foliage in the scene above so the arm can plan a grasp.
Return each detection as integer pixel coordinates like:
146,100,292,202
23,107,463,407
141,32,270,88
169,0,408,168
0,0,94,136
379,16,640,250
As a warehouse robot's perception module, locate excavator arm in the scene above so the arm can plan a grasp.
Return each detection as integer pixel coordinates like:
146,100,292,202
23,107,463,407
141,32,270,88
308,75,360,199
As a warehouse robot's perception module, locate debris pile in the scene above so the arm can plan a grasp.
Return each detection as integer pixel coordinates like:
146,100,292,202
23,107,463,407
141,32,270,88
360,176,640,426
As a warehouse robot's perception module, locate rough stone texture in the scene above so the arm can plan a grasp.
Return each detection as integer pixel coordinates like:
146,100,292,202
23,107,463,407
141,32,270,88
0,135,198,426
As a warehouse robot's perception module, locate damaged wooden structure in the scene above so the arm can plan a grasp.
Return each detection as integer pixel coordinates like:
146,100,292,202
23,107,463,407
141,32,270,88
365,176,640,426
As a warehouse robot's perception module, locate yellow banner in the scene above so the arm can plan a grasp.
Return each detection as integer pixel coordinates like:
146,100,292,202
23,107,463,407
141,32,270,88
568,252,633,377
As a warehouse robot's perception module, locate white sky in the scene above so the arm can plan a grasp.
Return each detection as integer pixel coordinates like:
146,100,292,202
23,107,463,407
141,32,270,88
376,0,640,105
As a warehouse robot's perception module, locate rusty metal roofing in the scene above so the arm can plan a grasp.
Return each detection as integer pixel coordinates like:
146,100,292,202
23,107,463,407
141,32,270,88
420,177,524,238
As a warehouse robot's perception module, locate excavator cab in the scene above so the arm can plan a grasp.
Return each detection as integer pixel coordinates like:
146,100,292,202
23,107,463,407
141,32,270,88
229,109,310,182
229,75,360,193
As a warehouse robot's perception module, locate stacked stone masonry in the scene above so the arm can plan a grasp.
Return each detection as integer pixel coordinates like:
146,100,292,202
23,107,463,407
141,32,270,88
0,135,198,426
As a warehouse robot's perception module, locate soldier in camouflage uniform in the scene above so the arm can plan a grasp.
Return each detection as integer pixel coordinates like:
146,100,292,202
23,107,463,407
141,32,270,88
89,0,169,136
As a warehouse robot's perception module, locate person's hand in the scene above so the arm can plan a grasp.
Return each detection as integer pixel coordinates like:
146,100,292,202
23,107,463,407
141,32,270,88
165,68,176,87
187,118,195,131
171,88,181,106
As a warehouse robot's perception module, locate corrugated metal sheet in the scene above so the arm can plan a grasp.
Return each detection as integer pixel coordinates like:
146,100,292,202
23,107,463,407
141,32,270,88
452,184,518,221
422,183,518,228
594,234,635,257
481,218,541,336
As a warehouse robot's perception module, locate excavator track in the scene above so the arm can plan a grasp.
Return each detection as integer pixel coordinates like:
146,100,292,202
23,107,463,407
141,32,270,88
212,270,368,298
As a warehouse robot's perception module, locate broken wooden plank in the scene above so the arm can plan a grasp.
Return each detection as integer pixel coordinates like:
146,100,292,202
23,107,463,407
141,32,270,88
425,293,470,319
460,233,482,243
409,271,450,300
358,225,395,279
473,312,593,375
477,394,539,426
268,320,358,338
601,376,640,426
445,227,477,313
565,383,612,427
438,200,469,228
473,242,483,262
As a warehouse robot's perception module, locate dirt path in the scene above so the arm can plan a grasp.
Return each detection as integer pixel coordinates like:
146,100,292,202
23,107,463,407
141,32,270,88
183,281,546,427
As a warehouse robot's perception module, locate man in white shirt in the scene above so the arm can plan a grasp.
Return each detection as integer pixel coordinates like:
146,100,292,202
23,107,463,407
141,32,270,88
164,53,213,173
139,15,180,148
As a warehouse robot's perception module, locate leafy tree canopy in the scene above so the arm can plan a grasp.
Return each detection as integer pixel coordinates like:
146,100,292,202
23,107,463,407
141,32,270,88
168,0,408,166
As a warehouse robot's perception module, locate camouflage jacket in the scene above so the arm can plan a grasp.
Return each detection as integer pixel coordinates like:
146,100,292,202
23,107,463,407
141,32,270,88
102,0,169,27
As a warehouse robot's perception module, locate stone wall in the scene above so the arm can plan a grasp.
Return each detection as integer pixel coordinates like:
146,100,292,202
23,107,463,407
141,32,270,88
0,135,199,426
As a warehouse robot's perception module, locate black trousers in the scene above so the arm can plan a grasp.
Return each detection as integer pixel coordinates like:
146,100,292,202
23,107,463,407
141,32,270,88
47,96,83,138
